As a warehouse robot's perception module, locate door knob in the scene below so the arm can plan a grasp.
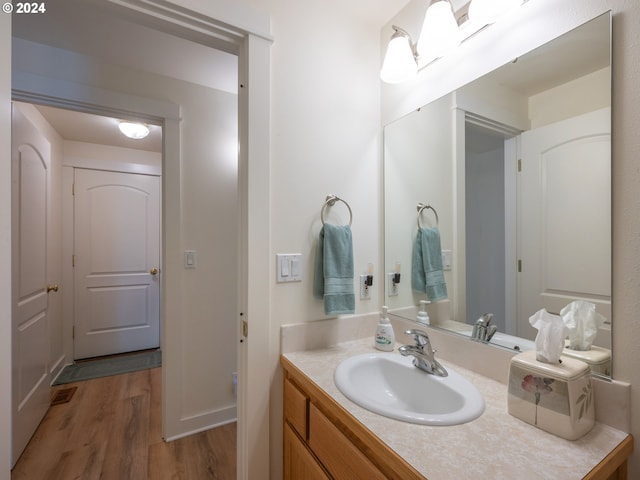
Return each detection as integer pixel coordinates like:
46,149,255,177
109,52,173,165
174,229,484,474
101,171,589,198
47,284,59,293
150,268,159,276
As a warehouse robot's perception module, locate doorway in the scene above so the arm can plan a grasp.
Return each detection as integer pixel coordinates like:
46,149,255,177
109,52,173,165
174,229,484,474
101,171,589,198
7,0,272,477
12,0,240,463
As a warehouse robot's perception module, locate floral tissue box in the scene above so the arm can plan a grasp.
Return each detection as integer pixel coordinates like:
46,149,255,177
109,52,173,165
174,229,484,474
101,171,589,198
508,350,595,440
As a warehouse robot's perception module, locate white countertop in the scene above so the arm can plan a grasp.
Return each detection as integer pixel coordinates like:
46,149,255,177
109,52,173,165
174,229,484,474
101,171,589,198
283,337,628,480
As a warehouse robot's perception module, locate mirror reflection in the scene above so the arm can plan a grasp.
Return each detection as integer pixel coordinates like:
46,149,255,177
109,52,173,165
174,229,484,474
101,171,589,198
383,13,611,375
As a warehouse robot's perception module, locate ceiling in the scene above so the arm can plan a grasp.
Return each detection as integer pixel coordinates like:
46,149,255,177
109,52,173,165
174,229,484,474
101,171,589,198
34,106,163,152
18,1,606,152
480,11,610,96
16,0,413,152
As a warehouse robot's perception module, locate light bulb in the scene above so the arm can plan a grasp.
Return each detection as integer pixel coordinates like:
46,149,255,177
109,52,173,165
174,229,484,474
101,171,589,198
118,121,150,139
380,31,417,84
417,0,461,61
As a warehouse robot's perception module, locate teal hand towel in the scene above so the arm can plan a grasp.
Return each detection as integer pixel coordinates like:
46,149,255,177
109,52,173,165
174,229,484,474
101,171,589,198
412,227,448,301
313,224,355,315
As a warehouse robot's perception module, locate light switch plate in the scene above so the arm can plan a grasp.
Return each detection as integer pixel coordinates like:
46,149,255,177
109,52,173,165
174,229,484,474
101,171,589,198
276,254,302,283
184,250,197,269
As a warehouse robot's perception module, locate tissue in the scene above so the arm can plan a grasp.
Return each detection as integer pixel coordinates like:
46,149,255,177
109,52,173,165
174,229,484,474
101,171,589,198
529,309,569,364
560,300,606,351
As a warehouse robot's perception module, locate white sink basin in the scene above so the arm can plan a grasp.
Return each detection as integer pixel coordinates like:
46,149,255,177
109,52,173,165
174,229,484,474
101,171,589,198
334,352,484,425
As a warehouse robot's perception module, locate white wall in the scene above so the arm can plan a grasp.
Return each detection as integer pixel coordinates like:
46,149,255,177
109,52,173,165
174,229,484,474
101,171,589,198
529,66,610,128
383,0,640,476
63,141,162,171
383,94,456,313
239,0,389,477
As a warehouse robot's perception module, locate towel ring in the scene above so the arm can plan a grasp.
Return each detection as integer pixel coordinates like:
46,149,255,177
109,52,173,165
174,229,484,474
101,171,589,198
321,195,353,226
417,203,439,228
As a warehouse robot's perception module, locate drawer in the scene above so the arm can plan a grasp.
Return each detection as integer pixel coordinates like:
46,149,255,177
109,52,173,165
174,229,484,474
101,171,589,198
284,423,330,480
284,376,308,439
309,403,386,480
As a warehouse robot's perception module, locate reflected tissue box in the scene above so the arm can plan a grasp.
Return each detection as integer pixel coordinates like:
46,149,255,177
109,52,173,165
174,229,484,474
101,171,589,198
508,350,595,440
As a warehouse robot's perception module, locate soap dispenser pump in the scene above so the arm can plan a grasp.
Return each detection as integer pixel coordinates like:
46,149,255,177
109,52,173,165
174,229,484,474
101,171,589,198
374,306,395,351
417,300,430,325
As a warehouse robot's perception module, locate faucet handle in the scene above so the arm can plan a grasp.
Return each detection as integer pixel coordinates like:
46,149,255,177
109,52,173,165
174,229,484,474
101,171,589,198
477,313,494,326
404,328,430,347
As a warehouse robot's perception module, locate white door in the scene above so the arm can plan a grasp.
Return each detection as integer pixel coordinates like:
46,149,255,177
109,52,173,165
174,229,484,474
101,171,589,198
11,104,52,465
73,169,160,359
517,108,611,339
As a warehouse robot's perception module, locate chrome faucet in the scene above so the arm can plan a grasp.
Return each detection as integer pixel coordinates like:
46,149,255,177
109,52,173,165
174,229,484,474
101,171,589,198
398,329,448,377
471,313,497,343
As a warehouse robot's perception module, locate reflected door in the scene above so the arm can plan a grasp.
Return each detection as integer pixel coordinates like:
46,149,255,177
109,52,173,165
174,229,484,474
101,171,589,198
518,108,611,341
73,168,160,359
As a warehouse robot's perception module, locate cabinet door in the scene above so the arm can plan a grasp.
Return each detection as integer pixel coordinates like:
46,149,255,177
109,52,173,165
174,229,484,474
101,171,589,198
284,377,308,438
309,404,387,480
284,423,330,480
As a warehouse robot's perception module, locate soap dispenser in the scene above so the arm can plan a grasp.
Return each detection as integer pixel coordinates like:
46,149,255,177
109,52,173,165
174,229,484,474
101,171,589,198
416,300,430,325
374,306,395,351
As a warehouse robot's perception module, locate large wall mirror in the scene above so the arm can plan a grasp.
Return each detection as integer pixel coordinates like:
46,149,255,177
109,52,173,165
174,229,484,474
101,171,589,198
384,13,612,376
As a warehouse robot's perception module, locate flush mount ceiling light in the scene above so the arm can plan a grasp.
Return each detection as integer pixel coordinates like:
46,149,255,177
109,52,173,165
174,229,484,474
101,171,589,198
416,0,461,61
118,121,150,139
468,0,522,25
380,26,418,84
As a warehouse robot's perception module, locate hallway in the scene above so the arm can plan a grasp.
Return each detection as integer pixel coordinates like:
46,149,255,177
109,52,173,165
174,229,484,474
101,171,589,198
11,368,237,479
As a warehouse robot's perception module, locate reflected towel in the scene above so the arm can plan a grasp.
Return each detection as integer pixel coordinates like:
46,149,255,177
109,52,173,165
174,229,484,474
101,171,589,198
313,224,355,315
412,227,448,301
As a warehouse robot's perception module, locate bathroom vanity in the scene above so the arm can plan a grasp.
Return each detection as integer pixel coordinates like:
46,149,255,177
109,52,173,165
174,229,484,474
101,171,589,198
281,337,632,480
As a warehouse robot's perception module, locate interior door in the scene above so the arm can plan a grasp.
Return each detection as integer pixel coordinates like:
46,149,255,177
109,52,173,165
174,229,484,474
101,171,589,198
73,168,160,359
11,104,52,466
517,108,611,339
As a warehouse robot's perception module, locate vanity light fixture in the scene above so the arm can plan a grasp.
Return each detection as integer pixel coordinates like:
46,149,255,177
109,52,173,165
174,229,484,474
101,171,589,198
380,26,418,84
380,0,525,83
416,0,461,61
468,0,522,25
118,121,150,139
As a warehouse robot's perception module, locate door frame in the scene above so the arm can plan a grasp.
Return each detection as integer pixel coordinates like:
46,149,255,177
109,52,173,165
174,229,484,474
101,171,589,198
6,1,273,478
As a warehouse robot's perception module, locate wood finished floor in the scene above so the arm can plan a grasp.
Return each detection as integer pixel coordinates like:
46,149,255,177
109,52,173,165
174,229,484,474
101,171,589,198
12,367,237,480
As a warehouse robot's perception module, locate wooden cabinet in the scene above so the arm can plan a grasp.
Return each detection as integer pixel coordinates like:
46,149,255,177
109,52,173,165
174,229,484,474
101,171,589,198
282,355,633,480
282,357,423,479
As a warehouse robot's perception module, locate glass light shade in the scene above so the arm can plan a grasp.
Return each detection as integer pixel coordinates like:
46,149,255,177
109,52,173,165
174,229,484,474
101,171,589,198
118,121,150,139
468,0,521,25
380,33,418,84
417,0,461,60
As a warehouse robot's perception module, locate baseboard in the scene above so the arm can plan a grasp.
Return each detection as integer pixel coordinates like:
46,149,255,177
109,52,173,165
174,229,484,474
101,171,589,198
164,405,237,442
49,354,68,386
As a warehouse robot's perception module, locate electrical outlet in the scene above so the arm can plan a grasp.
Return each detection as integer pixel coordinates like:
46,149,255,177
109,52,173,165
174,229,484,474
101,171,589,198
387,272,399,296
360,274,372,300
442,250,452,271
